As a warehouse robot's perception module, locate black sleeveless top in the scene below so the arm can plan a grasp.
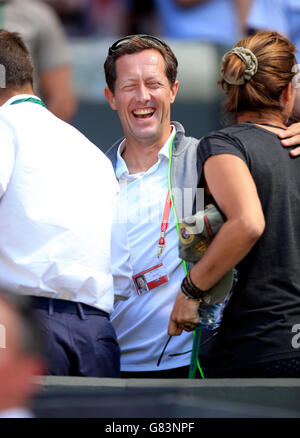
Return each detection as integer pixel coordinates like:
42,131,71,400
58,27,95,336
197,123,300,370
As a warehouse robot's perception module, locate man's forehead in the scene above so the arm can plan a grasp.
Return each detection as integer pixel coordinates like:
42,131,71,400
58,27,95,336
115,49,165,74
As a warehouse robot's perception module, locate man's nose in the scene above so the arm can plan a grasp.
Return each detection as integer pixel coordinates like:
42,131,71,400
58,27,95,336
136,83,150,102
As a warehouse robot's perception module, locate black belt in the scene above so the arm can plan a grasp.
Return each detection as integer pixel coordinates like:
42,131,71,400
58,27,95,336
30,296,109,319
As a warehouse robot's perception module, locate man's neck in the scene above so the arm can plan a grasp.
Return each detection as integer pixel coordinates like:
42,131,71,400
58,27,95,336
0,85,35,106
121,128,173,174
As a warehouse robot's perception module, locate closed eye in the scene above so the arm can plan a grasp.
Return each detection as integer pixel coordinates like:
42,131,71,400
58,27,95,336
147,82,160,89
122,84,136,91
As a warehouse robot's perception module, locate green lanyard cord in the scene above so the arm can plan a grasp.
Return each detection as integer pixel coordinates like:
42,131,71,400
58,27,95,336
168,136,205,379
10,97,46,108
189,326,205,379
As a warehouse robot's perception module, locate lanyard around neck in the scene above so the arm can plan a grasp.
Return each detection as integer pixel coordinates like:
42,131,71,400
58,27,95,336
10,97,46,108
157,135,175,258
158,190,171,258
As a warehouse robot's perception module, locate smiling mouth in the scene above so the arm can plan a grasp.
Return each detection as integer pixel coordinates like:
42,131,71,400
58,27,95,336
132,108,155,119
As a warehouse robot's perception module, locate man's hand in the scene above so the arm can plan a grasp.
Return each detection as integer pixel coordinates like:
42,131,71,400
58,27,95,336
168,291,200,336
279,122,300,157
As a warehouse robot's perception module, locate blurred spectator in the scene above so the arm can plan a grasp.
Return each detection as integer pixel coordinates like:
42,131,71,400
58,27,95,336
247,0,300,119
1,0,76,121
42,0,92,37
247,0,300,61
43,0,127,37
153,0,253,45
124,0,158,36
0,291,46,418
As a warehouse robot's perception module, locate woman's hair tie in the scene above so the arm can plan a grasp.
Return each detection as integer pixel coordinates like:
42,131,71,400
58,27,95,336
221,47,258,85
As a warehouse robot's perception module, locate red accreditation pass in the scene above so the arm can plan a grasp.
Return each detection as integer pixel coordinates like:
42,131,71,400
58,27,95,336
132,263,169,296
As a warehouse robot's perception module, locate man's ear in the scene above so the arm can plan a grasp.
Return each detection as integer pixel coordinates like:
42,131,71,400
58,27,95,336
104,86,117,110
170,80,179,104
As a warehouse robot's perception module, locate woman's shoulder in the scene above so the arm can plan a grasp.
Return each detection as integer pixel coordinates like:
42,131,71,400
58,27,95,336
198,124,253,165
200,123,252,151
200,122,273,153
203,123,255,140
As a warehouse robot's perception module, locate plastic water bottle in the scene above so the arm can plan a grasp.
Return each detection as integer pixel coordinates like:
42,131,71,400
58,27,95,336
198,293,232,330
198,268,237,330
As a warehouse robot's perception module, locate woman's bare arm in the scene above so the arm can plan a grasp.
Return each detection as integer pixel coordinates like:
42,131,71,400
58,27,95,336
168,154,265,336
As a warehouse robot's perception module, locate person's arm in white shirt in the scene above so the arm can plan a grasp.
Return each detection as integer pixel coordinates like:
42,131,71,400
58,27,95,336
0,122,16,198
111,193,134,304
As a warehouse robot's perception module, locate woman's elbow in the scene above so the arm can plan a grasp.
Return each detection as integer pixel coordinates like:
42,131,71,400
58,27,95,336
239,214,265,245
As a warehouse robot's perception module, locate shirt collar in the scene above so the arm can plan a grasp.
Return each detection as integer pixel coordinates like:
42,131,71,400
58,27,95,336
116,139,128,179
2,94,41,107
158,125,176,160
116,125,176,180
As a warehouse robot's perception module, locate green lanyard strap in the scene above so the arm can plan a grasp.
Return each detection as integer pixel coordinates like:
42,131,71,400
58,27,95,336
168,135,205,379
10,97,46,108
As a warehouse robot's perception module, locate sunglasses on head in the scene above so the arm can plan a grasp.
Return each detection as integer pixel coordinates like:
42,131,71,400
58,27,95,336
108,34,168,55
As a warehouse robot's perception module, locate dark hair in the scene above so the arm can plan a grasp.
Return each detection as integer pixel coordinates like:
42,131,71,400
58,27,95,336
0,29,33,90
219,31,297,114
104,35,178,93
0,289,45,359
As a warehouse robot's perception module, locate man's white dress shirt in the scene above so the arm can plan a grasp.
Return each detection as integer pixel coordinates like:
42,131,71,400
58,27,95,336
0,95,118,313
111,127,193,371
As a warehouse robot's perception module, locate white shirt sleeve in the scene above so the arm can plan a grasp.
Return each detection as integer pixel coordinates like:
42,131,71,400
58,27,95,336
0,122,16,198
110,193,134,301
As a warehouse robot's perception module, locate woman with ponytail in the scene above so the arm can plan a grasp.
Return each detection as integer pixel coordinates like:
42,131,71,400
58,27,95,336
169,31,300,377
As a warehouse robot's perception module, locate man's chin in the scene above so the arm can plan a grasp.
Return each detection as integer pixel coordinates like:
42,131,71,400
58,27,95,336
131,128,161,144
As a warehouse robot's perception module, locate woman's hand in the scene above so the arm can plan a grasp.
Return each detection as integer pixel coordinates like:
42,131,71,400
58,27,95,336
279,122,300,157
